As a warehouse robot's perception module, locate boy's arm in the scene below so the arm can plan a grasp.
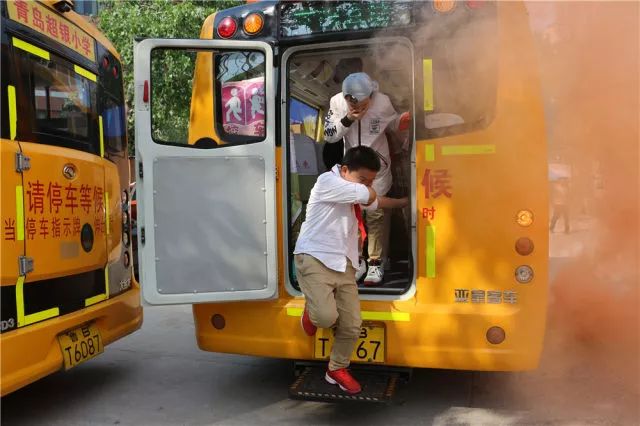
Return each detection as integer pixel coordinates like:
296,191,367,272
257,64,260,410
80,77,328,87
365,195,409,210
312,174,376,205
323,95,352,143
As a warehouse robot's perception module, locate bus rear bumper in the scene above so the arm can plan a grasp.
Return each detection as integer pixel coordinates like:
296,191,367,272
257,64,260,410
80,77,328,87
193,300,546,372
0,285,142,396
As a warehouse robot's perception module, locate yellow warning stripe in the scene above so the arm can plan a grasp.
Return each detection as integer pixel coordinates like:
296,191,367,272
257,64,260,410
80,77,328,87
423,59,434,112
12,37,50,60
85,294,107,307
85,264,110,306
8,85,17,140
15,186,24,241
426,225,436,278
105,263,110,297
99,116,105,157
286,307,410,322
74,65,97,82
442,145,496,156
16,276,60,327
424,144,435,162
105,192,110,235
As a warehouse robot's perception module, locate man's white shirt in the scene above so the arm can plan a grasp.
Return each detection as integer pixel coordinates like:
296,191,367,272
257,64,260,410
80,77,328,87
323,91,400,195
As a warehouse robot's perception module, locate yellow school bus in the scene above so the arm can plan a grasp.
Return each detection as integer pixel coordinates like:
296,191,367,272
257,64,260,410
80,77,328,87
1,0,141,395
134,0,546,388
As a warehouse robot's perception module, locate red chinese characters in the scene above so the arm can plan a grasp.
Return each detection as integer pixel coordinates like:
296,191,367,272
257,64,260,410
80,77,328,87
73,217,81,236
94,187,104,214
63,217,72,237
422,169,453,199
3,218,16,241
27,218,37,240
31,5,45,31
27,180,45,214
80,184,92,214
59,22,70,44
15,0,29,24
422,207,436,221
39,217,49,239
47,182,63,214
65,183,79,214
22,181,109,240
81,36,92,56
46,15,58,38
51,217,61,238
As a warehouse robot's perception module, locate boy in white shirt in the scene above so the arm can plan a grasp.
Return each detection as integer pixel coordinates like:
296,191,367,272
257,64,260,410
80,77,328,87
294,146,407,395
323,72,410,285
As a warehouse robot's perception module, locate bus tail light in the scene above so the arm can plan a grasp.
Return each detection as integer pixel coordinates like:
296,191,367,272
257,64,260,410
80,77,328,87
515,237,534,256
515,265,534,283
217,17,238,39
433,0,456,14
123,251,130,268
143,80,149,103
516,210,534,227
243,13,264,35
466,0,485,9
486,326,505,345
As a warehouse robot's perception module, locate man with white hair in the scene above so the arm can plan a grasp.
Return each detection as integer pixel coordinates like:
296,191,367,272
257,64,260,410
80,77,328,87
324,72,410,286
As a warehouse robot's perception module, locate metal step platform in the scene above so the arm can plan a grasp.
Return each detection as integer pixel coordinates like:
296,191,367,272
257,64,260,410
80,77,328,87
289,362,410,403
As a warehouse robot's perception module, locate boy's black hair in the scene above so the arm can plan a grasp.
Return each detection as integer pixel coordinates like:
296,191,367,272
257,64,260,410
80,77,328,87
341,146,381,172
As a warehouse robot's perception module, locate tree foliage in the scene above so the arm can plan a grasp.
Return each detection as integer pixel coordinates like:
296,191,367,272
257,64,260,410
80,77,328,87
97,0,240,154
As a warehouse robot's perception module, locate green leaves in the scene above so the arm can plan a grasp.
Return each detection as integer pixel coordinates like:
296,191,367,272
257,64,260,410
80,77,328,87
97,0,241,154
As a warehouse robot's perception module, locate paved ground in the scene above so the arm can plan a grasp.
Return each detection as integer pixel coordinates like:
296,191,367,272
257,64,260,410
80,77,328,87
2,223,638,425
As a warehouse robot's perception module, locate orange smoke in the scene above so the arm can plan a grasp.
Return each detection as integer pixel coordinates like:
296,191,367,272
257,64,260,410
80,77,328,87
527,0,639,419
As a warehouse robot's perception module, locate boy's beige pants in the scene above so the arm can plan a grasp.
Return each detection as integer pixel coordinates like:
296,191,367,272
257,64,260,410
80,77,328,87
294,254,362,371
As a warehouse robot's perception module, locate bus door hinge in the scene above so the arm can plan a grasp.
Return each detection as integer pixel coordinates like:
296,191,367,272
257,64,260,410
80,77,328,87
15,153,31,172
140,227,145,246
138,161,143,179
275,166,279,181
18,256,34,275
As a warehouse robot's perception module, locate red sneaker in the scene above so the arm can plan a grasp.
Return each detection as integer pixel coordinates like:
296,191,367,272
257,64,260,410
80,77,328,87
301,308,317,336
325,368,362,394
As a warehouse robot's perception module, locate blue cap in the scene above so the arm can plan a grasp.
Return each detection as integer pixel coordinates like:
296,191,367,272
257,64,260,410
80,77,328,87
342,72,375,102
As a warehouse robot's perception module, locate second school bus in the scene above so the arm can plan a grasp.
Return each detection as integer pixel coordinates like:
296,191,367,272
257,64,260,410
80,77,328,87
134,1,547,374
1,0,141,395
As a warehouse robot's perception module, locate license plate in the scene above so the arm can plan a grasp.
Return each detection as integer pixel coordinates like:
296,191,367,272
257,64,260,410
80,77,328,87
314,322,385,363
57,323,103,370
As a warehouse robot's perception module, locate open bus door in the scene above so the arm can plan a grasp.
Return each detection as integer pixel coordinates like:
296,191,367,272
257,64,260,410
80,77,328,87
133,39,277,304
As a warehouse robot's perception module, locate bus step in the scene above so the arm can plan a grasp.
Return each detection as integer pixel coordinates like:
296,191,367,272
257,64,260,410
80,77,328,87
289,363,410,403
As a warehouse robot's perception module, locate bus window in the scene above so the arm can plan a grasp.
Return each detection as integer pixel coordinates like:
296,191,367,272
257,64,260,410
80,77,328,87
14,48,99,154
150,49,265,147
215,51,266,144
418,5,499,138
102,99,126,155
33,59,96,140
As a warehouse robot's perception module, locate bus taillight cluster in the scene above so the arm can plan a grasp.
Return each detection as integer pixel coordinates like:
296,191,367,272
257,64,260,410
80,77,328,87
515,210,535,284
217,12,264,39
